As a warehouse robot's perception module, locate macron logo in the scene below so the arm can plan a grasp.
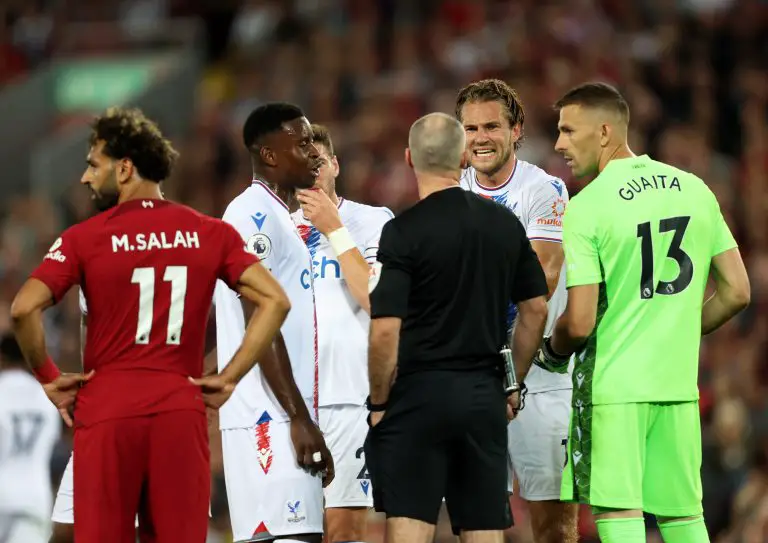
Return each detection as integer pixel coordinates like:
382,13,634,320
142,200,154,208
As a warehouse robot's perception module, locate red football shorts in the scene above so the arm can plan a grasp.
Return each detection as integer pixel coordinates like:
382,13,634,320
73,410,209,543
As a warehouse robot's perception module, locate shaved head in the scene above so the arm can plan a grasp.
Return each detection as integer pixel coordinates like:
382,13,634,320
408,113,466,174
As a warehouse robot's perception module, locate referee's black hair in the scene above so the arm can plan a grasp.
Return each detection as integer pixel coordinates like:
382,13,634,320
242,102,305,150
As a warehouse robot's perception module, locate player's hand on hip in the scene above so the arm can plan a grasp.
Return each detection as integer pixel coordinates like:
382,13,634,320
290,415,335,486
296,189,342,236
43,370,95,427
188,375,235,409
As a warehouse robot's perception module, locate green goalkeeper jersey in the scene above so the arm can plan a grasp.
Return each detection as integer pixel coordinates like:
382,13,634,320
563,154,737,405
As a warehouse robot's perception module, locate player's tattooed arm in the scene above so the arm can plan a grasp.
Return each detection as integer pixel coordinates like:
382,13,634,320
702,248,750,335
530,240,564,300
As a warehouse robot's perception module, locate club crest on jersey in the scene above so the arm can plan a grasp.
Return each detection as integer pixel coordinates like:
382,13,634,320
287,500,306,523
44,237,67,263
255,411,273,474
247,233,272,260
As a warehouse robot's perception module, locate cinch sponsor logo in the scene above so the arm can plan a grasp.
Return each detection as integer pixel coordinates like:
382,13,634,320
300,256,342,289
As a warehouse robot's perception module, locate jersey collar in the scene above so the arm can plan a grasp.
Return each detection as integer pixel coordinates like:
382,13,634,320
252,179,288,211
473,158,518,192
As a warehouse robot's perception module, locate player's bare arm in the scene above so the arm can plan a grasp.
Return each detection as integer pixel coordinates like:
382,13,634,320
11,278,94,426
702,247,750,335
236,281,334,484
191,262,290,406
367,316,401,427
297,187,373,312
550,283,599,356
530,240,565,300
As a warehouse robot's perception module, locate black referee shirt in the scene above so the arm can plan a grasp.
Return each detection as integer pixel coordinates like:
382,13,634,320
370,186,548,375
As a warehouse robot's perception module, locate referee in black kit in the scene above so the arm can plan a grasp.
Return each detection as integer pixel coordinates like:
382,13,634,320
364,112,549,543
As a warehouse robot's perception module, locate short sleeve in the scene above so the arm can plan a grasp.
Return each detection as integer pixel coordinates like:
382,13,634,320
216,220,261,289
510,221,548,303
29,229,83,303
710,196,737,257
362,207,394,263
563,198,603,287
223,200,277,272
527,177,569,242
369,221,412,319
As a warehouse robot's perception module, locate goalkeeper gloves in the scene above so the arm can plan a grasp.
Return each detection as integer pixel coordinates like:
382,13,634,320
532,336,571,374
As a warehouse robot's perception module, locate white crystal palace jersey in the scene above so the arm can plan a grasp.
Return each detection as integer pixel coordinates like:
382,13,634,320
0,369,61,524
215,180,318,428
292,199,393,406
460,160,572,393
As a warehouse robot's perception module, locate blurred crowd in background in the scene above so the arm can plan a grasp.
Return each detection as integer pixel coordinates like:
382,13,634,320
0,0,766,541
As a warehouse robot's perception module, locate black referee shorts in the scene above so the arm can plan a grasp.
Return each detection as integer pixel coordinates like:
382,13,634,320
364,368,512,533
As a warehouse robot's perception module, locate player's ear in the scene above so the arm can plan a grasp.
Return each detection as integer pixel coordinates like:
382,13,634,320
460,149,469,169
511,123,522,146
331,155,340,178
259,145,277,167
600,123,611,147
405,148,413,169
116,158,133,183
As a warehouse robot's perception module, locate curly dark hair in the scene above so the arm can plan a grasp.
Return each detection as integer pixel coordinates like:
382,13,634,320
455,79,525,150
89,107,179,183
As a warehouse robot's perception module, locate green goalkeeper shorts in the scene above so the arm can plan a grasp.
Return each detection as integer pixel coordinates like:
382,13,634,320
560,401,703,517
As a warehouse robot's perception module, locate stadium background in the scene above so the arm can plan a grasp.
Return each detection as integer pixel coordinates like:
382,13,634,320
0,0,766,541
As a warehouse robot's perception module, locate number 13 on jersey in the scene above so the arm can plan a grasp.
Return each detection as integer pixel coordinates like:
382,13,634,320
636,216,693,299
131,266,188,345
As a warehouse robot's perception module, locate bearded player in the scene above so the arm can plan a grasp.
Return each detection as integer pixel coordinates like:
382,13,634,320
456,79,578,543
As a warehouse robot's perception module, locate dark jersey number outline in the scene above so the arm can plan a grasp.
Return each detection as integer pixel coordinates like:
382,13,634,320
636,216,693,299
355,446,369,479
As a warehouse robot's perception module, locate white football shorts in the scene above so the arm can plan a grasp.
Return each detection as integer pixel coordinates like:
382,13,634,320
0,513,49,543
51,454,75,524
507,388,572,500
318,404,373,508
222,417,324,542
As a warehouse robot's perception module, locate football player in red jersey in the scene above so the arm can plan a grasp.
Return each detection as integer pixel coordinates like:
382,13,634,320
10,107,301,543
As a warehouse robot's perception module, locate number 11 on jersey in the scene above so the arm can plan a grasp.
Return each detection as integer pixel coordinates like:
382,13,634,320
131,266,188,345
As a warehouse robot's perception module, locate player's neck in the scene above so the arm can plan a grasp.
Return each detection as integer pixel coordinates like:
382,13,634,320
475,155,517,188
119,181,164,204
598,143,635,174
417,172,461,200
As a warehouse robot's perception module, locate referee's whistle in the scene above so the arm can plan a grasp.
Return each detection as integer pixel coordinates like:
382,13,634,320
500,345,520,396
